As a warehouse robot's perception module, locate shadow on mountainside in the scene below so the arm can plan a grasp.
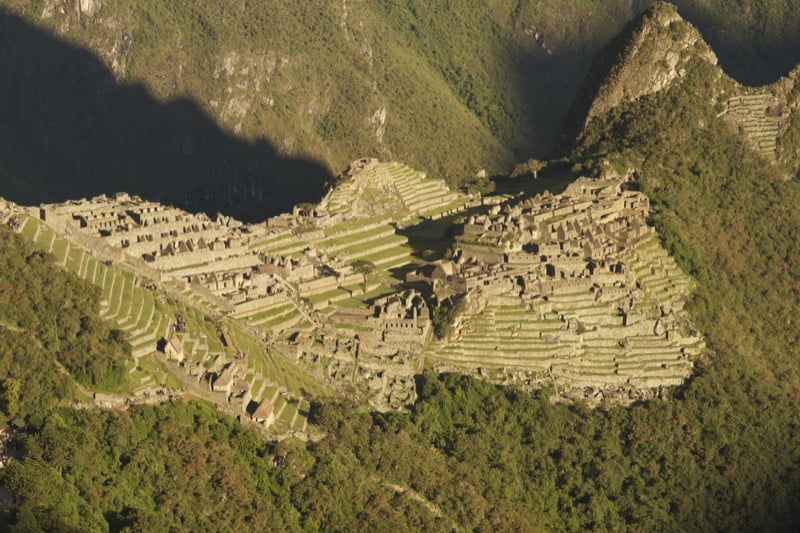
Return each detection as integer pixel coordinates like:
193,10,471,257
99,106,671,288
505,1,800,163
0,10,332,222
671,1,800,87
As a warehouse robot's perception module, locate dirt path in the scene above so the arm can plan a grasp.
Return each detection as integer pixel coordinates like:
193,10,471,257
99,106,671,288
380,478,459,530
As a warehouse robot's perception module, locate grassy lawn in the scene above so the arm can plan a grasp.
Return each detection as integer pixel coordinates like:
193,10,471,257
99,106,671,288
66,246,83,273
339,234,408,255
34,225,54,249
323,216,388,236
321,224,394,247
119,288,145,330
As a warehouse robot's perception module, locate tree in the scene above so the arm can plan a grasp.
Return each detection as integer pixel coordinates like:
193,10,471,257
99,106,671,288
510,158,546,179
351,260,376,292
431,298,466,339
0,377,21,419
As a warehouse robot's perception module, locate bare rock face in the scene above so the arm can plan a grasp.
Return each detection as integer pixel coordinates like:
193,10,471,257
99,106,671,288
585,2,718,126
42,0,104,19
78,0,103,17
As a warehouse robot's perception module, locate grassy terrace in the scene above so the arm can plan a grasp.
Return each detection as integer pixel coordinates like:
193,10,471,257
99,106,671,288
266,238,310,255
322,230,397,252
227,324,326,397
129,353,184,393
15,216,176,387
243,302,296,324
52,238,69,263
245,302,303,332
248,230,294,250
323,216,393,236
169,300,230,361
431,351,556,370
225,324,326,433
322,216,389,237
357,243,416,273
308,287,350,306
430,277,696,385
260,310,302,332
336,233,408,257
361,284,396,303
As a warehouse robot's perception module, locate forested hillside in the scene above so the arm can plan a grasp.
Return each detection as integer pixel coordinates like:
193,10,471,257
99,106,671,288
0,227,130,424
0,0,799,220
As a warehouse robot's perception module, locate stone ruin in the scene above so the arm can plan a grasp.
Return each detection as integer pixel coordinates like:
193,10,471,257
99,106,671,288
413,177,703,401
17,162,706,412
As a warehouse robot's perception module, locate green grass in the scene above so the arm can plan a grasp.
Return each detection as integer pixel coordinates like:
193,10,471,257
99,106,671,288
256,308,300,329
338,234,408,256
321,223,395,247
118,288,145,330
248,232,293,250
65,246,83,272
323,216,389,236
51,238,69,263
307,288,350,305
361,284,397,303
226,324,327,398
34,225,54,249
19,216,39,240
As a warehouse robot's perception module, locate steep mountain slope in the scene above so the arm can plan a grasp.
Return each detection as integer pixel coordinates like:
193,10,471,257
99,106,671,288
1,0,800,221
579,3,718,127
2,4,800,531
569,2,800,180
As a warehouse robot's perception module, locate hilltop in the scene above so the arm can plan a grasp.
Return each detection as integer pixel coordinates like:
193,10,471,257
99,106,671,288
3,151,704,419
569,2,800,179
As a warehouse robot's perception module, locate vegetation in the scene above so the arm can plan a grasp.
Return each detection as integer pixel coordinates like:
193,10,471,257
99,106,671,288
0,227,130,424
510,158,547,179
0,402,299,531
1,1,799,220
431,298,466,340
292,57,800,529
2,3,800,531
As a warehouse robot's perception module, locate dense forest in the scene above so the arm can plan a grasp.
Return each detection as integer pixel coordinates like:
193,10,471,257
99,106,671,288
2,2,800,531
0,229,129,425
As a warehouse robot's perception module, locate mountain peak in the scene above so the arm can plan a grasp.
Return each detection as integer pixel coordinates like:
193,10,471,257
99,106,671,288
583,2,717,125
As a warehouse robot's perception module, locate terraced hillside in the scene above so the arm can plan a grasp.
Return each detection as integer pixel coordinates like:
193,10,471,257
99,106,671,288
11,212,323,436
319,161,475,223
430,236,702,396
6,158,705,411
725,92,787,157
17,215,172,360
12,215,181,394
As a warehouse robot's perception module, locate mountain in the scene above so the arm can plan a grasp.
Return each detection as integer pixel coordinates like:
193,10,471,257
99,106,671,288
1,0,800,221
1,3,800,531
570,1,800,180
572,3,719,130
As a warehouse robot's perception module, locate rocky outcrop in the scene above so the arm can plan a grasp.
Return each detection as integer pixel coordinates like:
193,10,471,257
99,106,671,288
41,0,104,20
575,2,800,177
77,0,103,17
584,2,718,126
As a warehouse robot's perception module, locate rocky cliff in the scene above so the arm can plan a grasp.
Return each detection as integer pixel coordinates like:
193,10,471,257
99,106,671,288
583,2,718,126
575,2,800,179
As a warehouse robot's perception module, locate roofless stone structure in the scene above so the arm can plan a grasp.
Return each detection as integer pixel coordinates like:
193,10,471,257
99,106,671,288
9,160,705,417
